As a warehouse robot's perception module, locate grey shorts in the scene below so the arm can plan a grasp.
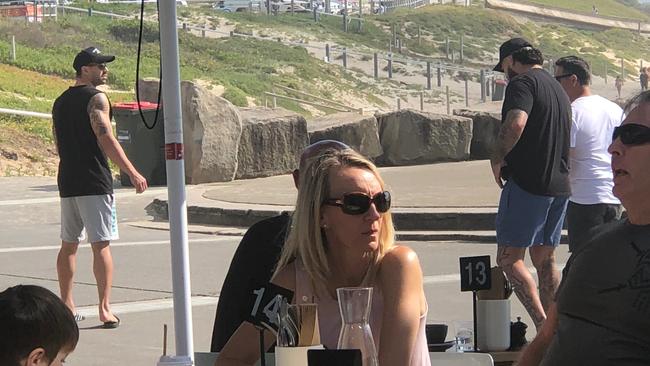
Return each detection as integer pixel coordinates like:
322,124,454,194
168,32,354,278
60,194,119,243
566,201,623,252
496,180,569,247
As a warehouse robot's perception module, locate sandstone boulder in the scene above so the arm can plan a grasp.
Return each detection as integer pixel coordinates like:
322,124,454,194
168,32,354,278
136,79,242,183
308,112,382,159
236,108,309,179
182,81,243,183
377,109,472,166
454,109,501,160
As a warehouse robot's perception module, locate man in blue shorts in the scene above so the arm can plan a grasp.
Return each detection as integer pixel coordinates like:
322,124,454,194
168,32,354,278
52,47,148,328
491,38,571,330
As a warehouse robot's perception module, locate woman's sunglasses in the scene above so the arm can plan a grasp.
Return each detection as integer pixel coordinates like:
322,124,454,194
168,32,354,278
324,191,391,215
612,123,650,146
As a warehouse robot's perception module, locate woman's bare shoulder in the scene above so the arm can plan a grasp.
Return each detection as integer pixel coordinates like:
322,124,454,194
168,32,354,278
382,245,420,267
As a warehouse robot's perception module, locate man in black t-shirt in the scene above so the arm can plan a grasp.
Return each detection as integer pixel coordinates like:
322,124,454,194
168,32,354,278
210,140,350,352
52,47,147,328
518,91,650,366
490,38,571,331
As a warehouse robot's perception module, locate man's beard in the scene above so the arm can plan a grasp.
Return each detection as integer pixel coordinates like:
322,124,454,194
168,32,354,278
92,76,106,87
506,67,518,80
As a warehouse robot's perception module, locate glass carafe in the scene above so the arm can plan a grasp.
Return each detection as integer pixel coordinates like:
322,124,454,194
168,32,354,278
336,287,378,366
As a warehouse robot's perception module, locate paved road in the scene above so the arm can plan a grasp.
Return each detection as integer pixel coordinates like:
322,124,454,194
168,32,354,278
0,177,571,365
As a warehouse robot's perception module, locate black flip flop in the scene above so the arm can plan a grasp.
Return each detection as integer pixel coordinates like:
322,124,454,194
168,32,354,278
102,315,120,329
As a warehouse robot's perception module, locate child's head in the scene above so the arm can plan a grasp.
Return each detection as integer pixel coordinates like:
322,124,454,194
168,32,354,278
0,285,79,366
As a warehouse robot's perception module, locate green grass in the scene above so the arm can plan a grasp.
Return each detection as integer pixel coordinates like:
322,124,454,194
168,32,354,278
0,14,377,116
522,0,649,20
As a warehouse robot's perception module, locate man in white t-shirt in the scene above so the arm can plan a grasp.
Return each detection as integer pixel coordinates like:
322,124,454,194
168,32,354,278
554,56,624,252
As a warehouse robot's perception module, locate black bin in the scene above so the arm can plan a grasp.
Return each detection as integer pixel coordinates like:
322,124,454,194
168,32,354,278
113,101,166,186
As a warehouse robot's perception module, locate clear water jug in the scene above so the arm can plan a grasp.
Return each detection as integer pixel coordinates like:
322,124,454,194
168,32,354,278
336,287,378,366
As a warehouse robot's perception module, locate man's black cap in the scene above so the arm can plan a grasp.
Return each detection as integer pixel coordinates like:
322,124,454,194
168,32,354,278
493,38,532,72
73,47,115,72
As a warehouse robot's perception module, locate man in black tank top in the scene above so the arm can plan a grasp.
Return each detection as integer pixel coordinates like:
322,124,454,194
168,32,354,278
52,47,148,328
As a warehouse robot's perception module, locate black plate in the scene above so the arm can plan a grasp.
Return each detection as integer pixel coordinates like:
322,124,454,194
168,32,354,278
428,340,455,352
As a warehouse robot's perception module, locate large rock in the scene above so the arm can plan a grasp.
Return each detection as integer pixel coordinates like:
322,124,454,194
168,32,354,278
236,108,308,179
136,79,242,183
308,112,383,159
182,81,243,183
454,109,501,160
376,109,472,166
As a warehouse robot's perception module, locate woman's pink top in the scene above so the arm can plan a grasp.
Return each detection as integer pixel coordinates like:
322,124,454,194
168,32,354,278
294,262,431,366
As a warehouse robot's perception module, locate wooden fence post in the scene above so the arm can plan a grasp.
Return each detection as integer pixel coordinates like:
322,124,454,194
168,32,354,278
374,53,379,79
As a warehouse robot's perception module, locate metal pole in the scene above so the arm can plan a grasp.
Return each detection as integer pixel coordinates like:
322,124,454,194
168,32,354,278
396,98,401,110
343,48,347,69
446,85,451,115
398,38,402,54
426,61,432,90
11,35,16,62
388,53,393,78
291,0,295,15
374,53,379,79
437,67,441,87
464,79,469,107
158,2,193,365
325,44,330,63
418,25,421,45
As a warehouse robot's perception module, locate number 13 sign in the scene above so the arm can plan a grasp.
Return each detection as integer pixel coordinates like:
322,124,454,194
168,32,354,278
459,255,491,292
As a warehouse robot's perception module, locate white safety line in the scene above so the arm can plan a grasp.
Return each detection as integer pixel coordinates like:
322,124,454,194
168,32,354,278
423,263,566,285
0,237,238,254
75,296,219,318
0,188,168,206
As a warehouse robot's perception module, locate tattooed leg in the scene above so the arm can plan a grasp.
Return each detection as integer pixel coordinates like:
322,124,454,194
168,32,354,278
530,245,560,313
497,246,547,330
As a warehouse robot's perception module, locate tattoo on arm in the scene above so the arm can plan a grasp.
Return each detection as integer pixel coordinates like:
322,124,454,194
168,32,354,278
88,94,111,137
491,109,528,163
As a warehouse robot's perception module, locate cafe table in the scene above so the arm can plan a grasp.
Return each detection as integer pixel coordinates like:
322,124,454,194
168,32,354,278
194,351,496,366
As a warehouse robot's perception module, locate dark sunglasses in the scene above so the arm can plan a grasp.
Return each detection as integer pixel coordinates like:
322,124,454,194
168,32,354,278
88,63,107,70
612,123,650,145
554,74,572,82
324,191,391,215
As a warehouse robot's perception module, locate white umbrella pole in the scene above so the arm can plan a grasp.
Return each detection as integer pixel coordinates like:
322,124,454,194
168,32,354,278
157,1,194,365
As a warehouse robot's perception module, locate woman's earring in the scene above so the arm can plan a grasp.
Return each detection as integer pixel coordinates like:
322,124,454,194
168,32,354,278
321,224,328,230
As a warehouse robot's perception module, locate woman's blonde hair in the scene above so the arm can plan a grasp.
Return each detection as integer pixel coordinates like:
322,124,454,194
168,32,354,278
274,148,395,289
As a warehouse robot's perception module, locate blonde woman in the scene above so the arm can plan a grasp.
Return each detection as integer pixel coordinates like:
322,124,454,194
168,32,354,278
217,148,431,366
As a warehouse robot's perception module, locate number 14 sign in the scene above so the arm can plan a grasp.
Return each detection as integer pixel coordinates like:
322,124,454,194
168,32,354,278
459,255,491,292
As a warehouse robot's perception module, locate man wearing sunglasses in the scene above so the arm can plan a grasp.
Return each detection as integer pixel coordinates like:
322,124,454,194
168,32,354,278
518,91,650,365
553,56,624,252
491,38,572,331
52,47,148,328
210,140,350,352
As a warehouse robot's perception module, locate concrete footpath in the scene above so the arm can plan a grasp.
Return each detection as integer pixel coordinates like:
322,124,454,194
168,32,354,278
147,160,524,242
